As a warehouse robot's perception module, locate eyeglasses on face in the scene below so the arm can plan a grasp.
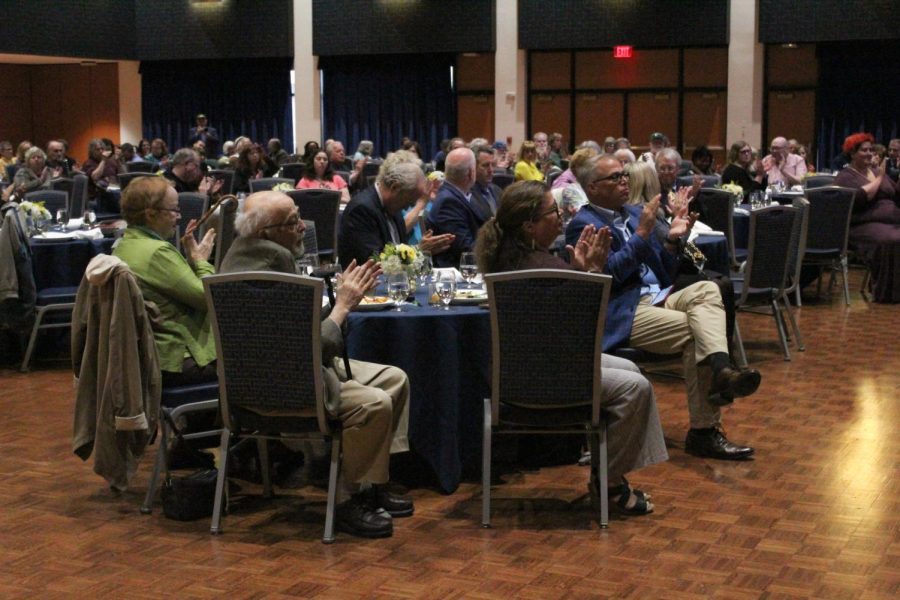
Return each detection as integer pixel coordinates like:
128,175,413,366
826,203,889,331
594,171,630,184
155,206,181,214
260,218,303,231
532,204,560,221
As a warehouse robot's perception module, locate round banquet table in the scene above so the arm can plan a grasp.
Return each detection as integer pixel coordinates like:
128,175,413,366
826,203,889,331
345,289,491,494
693,234,729,275
30,237,116,290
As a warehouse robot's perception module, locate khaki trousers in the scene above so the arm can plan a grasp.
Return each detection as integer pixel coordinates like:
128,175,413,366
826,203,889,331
629,281,728,428
333,359,410,485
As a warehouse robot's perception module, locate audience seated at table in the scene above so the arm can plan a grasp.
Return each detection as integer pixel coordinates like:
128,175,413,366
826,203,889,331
763,136,807,187
232,143,277,194
219,191,413,538
338,150,453,268
834,133,900,303
427,147,488,268
514,141,544,182
567,154,760,460
112,176,218,386
552,141,601,191
82,138,125,211
558,146,600,216
475,180,668,516
721,141,767,198
690,145,716,176
143,138,171,169
11,147,55,197
163,148,222,196
46,140,75,177
0,141,16,177
295,149,350,203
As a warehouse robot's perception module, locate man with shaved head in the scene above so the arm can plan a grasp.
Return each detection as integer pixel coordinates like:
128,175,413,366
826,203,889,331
763,136,807,186
427,147,486,267
220,191,414,540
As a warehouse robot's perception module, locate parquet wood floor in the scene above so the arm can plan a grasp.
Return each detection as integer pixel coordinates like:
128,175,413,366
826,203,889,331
1,270,898,599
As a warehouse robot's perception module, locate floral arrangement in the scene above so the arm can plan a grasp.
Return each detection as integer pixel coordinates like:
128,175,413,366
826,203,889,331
719,182,744,197
272,182,294,192
17,200,52,221
375,243,426,276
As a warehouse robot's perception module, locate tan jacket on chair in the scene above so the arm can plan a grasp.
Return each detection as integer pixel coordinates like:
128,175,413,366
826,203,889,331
72,254,162,491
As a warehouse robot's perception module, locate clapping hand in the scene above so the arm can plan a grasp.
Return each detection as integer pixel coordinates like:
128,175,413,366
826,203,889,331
182,219,216,264
199,176,223,196
567,224,612,273
419,230,454,255
665,187,693,219
635,195,661,238
336,259,381,310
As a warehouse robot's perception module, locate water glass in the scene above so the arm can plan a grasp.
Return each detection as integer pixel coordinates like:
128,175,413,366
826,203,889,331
386,272,409,311
297,255,318,276
418,251,433,285
82,209,97,229
459,252,478,288
435,271,456,310
55,209,69,231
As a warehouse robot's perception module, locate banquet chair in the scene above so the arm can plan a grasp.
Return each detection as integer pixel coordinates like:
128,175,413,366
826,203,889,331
801,186,855,306
24,190,68,216
50,177,73,206
5,164,18,181
677,174,720,189
492,172,514,190
201,195,238,270
359,161,382,189
203,272,343,542
125,161,156,173
117,172,151,191
208,170,234,196
785,198,809,312
482,269,612,528
803,174,836,189
731,205,803,362
285,189,340,259
692,188,741,269
174,192,209,253
333,171,351,187
70,174,89,217
249,177,293,193
281,162,305,184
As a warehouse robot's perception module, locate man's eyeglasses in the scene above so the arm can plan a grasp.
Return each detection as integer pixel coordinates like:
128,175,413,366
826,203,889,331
594,171,630,184
260,218,303,232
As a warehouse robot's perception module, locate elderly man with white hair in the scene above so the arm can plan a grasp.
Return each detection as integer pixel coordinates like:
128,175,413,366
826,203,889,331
219,191,414,539
763,136,807,186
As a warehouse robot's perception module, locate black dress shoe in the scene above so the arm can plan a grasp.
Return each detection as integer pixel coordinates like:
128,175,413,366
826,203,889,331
335,496,393,538
685,428,755,460
369,484,414,518
711,366,761,400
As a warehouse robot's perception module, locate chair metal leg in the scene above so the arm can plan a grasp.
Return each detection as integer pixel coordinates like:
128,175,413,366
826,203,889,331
815,266,824,300
771,299,792,361
210,428,231,535
258,438,272,499
794,285,802,308
19,307,46,372
322,435,341,544
840,257,851,305
781,293,805,352
732,319,748,367
140,417,169,514
481,397,492,528
595,423,609,529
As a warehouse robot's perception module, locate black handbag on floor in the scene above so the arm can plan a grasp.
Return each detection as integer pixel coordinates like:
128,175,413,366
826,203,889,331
161,468,218,521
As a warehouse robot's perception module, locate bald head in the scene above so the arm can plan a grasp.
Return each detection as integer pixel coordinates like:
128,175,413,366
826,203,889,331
236,191,297,238
444,147,476,192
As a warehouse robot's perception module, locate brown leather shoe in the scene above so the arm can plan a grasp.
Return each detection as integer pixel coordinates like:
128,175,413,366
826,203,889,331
685,428,754,460
710,366,761,404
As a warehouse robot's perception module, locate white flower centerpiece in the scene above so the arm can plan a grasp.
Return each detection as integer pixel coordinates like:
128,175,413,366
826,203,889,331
272,182,294,193
719,182,744,207
17,200,52,234
375,243,427,293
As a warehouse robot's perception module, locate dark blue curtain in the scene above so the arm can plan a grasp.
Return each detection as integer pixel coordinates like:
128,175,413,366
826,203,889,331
140,58,293,154
321,54,456,162
816,41,900,168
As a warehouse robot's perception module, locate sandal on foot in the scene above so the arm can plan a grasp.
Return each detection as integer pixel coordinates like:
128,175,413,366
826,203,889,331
606,478,654,516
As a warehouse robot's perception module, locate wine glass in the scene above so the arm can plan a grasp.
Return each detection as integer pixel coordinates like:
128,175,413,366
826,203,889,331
82,209,97,230
55,208,69,231
459,252,478,289
418,251,433,286
435,271,456,311
386,272,409,311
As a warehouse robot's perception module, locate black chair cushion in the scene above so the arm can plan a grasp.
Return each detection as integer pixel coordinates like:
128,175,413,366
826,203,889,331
161,382,219,409
35,286,78,305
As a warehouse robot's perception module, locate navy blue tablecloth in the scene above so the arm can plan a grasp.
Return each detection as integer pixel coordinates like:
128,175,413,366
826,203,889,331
30,237,116,290
694,234,729,275
346,291,491,494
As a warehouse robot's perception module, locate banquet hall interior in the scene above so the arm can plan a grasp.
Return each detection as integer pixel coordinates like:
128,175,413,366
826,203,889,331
1,1,898,598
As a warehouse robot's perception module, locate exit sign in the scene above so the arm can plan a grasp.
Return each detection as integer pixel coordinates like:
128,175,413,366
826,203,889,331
614,46,633,59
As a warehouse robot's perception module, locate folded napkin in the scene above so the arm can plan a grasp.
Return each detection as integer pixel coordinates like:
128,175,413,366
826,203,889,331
734,207,750,216
71,228,104,240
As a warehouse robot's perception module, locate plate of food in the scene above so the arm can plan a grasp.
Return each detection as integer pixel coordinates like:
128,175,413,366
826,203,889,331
354,296,396,311
450,288,488,305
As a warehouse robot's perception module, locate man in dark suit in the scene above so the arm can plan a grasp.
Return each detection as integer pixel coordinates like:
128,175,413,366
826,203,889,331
427,148,487,268
338,154,454,269
566,154,760,461
469,144,502,219
187,114,220,158
221,191,414,539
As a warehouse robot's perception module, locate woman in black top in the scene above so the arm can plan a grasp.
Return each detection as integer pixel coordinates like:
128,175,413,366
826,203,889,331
721,141,766,198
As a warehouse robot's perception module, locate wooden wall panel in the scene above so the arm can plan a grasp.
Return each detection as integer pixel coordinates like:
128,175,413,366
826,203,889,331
575,93,624,145
684,48,728,87
531,52,571,90
768,44,817,87
89,64,121,148
0,64,34,148
529,93,571,145
683,91,727,166
456,54,494,91
575,49,678,89
767,90,816,148
628,92,678,152
457,95,494,142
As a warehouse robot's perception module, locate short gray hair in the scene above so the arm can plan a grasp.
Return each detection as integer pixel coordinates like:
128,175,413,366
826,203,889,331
88,138,105,153
171,148,199,167
614,148,636,164
579,140,602,153
377,150,423,191
575,154,605,190
24,146,47,162
655,147,682,166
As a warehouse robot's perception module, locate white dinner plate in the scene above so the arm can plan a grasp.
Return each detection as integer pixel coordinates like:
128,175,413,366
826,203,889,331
450,289,488,305
32,231,77,241
353,297,396,311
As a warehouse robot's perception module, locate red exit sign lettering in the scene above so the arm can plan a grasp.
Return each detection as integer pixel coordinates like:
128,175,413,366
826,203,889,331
614,46,633,59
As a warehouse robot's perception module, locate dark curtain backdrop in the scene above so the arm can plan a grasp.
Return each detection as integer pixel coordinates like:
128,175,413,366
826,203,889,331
816,41,900,167
321,55,456,162
140,58,293,154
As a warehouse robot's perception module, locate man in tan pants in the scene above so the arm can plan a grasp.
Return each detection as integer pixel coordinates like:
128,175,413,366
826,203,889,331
567,155,761,460
220,191,411,538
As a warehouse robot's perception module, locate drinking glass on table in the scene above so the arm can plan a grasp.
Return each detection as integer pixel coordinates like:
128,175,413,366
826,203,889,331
418,251,433,286
435,271,456,311
297,254,319,276
386,272,409,311
459,252,478,288
82,209,97,229
55,209,69,231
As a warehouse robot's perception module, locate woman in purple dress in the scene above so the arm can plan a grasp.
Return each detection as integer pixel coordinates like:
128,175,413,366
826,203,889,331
834,133,900,302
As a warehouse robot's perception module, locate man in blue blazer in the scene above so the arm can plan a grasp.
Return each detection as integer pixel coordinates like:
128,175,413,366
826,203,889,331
567,154,761,460
427,148,489,268
469,144,503,220
338,155,454,269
